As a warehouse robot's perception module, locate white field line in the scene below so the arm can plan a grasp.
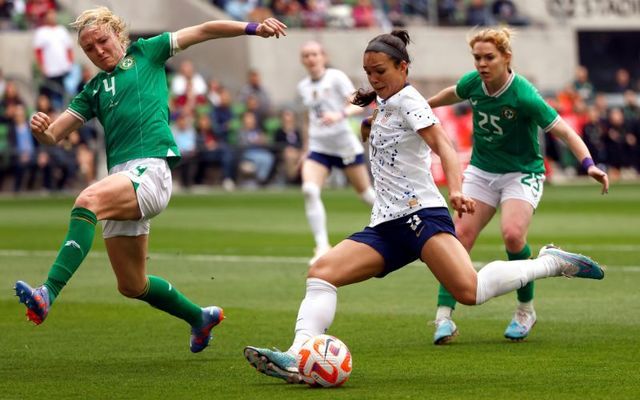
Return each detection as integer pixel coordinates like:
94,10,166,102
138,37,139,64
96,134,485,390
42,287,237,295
0,249,638,271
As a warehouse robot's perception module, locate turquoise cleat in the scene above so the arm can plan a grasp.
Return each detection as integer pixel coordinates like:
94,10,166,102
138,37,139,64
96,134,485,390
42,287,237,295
244,346,302,383
504,309,537,341
538,245,605,280
190,306,224,353
15,281,50,325
433,318,458,345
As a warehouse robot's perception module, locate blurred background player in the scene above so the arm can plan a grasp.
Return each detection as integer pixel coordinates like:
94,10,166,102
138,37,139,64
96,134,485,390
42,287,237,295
427,27,609,344
297,40,375,265
14,6,286,353
244,30,605,383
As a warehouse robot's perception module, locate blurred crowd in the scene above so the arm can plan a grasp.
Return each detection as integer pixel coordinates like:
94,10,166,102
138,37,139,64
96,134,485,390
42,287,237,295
1,0,639,194
0,0,527,32
209,0,529,29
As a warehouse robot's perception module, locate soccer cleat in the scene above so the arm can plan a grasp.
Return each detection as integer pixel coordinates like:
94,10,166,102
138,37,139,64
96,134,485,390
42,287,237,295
190,306,224,353
14,281,50,325
538,245,605,280
433,317,458,345
308,246,331,266
504,309,537,341
244,346,302,384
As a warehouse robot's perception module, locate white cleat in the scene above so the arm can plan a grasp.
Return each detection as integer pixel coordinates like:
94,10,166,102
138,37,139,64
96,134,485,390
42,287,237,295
504,309,537,341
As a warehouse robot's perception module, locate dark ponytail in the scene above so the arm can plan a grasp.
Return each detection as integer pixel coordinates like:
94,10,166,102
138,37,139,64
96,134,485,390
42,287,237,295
352,30,412,107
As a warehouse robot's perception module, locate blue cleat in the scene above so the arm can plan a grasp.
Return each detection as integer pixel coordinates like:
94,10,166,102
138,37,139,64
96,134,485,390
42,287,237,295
244,346,302,383
14,281,50,325
433,318,458,345
190,306,224,353
504,309,537,341
538,245,605,280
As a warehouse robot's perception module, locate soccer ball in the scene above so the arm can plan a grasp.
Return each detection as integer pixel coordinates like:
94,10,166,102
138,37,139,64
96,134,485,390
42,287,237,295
296,334,352,387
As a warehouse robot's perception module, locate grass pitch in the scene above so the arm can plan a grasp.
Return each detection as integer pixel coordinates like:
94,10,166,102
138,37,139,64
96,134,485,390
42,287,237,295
1,183,639,399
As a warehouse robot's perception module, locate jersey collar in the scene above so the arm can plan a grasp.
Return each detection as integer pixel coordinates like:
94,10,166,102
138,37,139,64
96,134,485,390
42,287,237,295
481,71,515,98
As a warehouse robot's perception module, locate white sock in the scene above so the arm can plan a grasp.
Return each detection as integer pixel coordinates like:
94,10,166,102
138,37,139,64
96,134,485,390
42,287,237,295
287,278,337,356
302,182,329,249
475,257,560,305
359,186,375,206
517,300,534,313
436,306,453,320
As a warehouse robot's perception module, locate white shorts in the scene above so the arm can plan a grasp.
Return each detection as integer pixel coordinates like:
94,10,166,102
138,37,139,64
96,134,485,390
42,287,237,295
462,165,545,209
102,158,172,238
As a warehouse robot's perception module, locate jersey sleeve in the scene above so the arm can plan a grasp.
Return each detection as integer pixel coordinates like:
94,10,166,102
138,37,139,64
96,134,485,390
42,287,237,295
403,92,439,132
137,32,174,65
454,71,478,99
521,85,560,132
333,69,356,99
67,80,97,123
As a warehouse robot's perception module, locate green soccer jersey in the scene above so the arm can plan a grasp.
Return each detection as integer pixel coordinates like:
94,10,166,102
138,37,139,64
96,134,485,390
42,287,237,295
68,32,180,171
455,71,559,174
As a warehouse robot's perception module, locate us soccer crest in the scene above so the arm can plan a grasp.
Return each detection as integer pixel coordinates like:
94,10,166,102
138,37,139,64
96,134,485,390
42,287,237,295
501,107,516,120
119,56,135,70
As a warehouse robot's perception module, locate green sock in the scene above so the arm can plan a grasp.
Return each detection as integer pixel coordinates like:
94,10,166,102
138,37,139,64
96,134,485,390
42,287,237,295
437,284,457,309
508,244,534,303
44,207,97,304
136,275,203,327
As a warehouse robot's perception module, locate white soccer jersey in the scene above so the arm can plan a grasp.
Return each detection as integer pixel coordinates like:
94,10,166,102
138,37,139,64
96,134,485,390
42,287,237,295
297,68,364,158
368,84,448,227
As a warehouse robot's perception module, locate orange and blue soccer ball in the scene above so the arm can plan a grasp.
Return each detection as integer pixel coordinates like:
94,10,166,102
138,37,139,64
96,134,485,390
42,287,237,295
296,334,352,387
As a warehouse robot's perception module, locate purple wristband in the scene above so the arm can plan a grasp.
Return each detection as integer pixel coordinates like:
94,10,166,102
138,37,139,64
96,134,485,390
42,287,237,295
245,22,259,35
361,118,372,128
581,157,595,170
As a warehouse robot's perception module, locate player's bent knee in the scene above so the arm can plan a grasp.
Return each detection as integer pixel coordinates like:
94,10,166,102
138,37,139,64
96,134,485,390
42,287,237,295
118,282,146,298
302,182,321,200
451,288,477,306
74,188,98,210
308,257,338,283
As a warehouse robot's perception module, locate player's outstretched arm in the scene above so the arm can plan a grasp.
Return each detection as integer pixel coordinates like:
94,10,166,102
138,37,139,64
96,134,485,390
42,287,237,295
549,118,609,194
427,86,462,108
176,18,287,50
30,111,83,145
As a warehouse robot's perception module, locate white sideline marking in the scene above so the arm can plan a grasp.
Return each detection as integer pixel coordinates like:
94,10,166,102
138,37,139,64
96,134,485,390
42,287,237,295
0,249,637,271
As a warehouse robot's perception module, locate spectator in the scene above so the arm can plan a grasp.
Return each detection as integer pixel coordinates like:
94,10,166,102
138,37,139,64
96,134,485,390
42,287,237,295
581,106,607,168
622,90,640,124
273,108,302,184
25,0,54,27
33,8,74,110
171,60,207,98
573,65,595,103
0,80,25,121
193,112,236,190
352,0,376,28
613,68,632,93
225,0,254,21
171,111,198,189
466,0,493,26
302,0,327,28
46,127,80,191
206,78,223,107
172,79,209,118
491,0,528,26
239,69,272,121
212,87,234,140
603,108,626,179
9,104,37,191
237,110,275,186
0,0,15,30
438,0,466,26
